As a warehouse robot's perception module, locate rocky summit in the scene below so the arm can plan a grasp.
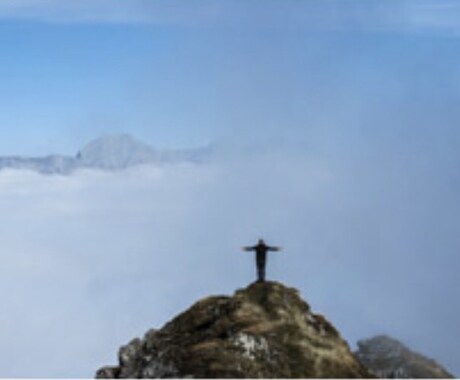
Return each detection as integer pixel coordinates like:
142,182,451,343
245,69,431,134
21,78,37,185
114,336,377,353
96,281,371,378
355,335,454,378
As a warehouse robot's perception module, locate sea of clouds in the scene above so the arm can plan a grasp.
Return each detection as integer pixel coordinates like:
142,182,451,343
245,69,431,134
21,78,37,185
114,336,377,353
0,145,458,376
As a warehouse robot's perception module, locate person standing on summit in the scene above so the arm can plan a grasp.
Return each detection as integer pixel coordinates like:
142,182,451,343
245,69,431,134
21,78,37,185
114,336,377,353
242,239,282,282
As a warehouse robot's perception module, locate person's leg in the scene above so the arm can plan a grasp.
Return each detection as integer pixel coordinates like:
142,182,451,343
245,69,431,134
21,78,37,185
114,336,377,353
256,256,266,282
259,265,265,282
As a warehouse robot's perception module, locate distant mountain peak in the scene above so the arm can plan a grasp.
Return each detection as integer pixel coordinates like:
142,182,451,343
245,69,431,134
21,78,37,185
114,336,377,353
0,134,209,174
76,134,158,170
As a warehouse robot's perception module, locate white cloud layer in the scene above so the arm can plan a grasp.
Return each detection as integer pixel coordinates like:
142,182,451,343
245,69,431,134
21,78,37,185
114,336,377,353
0,145,459,376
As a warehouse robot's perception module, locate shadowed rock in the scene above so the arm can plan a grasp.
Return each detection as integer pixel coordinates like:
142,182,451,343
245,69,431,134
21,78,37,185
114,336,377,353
355,335,454,378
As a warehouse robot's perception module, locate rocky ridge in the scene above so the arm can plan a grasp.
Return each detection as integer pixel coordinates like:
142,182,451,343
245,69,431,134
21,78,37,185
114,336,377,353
0,134,207,174
355,335,454,378
96,281,371,378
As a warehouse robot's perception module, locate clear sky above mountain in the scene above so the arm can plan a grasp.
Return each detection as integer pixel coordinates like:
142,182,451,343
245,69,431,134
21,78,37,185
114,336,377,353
0,0,459,377
1,0,460,155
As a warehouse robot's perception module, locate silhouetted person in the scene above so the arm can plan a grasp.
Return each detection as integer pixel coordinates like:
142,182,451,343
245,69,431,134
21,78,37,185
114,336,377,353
242,239,282,282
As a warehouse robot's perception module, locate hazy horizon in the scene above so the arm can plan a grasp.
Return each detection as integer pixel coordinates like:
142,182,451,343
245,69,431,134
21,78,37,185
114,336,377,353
0,0,459,377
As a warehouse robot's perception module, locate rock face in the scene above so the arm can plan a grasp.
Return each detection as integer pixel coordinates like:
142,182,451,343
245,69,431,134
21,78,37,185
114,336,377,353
355,335,454,378
96,281,371,378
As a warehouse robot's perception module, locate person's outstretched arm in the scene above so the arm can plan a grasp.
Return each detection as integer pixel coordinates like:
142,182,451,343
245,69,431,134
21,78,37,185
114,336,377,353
267,246,282,252
242,246,256,252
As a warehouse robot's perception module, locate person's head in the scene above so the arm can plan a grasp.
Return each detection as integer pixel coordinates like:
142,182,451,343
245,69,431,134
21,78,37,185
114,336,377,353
258,238,265,245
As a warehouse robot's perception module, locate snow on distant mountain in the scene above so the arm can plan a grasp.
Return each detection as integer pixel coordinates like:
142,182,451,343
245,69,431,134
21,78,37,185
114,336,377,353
77,134,160,170
0,135,208,174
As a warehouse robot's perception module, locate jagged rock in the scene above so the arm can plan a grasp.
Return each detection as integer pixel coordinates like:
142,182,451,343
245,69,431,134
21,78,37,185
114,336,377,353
96,281,372,378
355,335,454,378
96,367,120,379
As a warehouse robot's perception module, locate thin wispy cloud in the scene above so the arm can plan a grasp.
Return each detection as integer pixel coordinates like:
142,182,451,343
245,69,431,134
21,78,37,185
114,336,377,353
0,0,219,25
1,0,460,36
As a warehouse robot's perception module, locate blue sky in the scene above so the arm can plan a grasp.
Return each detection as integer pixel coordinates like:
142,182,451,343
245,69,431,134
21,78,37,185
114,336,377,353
0,1,460,377
1,0,460,155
